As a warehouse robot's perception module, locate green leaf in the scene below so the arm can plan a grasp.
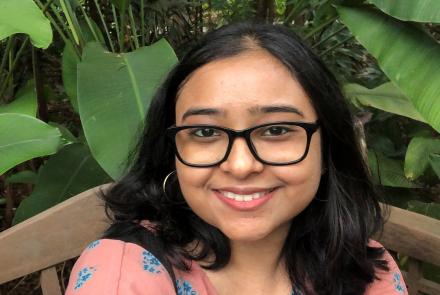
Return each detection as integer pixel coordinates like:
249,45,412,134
338,6,440,133
78,40,178,179
0,114,63,176
0,81,37,116
6,170,37,184
368,150,421,188
429,153,440,178
407,200,440,220
0,0,53,48
79,17,105,44
344,83,426,122
110,0,129,15
12,144,111,224
62,43,80,112
369,0,440,23
48,122,77,144
404,137,440,180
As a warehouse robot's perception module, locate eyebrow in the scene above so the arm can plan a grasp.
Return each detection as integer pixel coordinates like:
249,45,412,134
182,108,224,121
181,104,304,121
250,104,305,117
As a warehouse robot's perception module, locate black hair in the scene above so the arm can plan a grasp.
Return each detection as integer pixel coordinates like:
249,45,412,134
101,21,387,294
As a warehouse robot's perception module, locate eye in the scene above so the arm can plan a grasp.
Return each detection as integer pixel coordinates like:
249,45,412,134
191,127,220,137
261,125,292,136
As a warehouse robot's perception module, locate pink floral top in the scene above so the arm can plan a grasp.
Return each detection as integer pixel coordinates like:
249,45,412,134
66,239,407,294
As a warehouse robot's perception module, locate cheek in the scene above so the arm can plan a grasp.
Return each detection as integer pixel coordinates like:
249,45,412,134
277,137,323,204
175,159,212,199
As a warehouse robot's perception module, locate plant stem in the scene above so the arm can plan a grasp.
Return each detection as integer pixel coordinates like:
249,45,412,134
79,4,100,43
283,0,306,25
1,174,14,228
48,5,82,57
312,25,346,49
319,35,354,57
141,0,145,46
35,0,79,54
111,4,122,52
48,4,72,42
59,0,81,45
32,47,48,122
119,11,127,52
0,37,13,83
128,4,140,49
93,0,115,52
305,15,337,40
0,38,29,99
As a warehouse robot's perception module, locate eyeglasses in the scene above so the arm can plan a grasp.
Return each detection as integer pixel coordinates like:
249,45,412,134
166,121,320,167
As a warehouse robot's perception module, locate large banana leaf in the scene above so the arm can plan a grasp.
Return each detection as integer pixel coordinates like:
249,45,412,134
408,200,440,220
0,114,63,175
369,0,440,23
430,153,440,178
12,143,111,224
62,43,80,112
6,170,37,184
0,0,52,48
404,136,440,180
78,40,178,179
338,6,440,133
368,150,421,188
344,82,426,122
0,81,37,116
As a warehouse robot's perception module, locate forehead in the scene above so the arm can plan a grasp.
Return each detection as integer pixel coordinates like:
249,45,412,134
175,50,317,123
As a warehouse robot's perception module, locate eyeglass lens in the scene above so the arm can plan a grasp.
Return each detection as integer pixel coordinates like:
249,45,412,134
174,124,308,165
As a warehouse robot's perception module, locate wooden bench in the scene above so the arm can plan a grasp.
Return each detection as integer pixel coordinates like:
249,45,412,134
0,185,439,294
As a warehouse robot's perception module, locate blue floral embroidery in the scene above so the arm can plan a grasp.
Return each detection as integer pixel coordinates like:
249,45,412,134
392,272,405,293
86,240,100,249
73,266,97,290
142,250,162,273
176,279,198,295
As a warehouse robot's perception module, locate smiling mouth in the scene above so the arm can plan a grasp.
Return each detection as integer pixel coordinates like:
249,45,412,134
215,188,276,202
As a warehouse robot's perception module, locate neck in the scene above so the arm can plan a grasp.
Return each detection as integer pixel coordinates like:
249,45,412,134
201,223,292,295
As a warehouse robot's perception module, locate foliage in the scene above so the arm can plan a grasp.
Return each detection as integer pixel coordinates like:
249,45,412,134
78,40,177,179
0,0,53,48
0,0,183,224
1,0,440,291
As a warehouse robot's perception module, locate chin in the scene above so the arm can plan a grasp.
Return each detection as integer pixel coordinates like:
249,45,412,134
220,225,275,242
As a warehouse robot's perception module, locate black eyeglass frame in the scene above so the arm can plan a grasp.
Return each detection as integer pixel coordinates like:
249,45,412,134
166,121,320,167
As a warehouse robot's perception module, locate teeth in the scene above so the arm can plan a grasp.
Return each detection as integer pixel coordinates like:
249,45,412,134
221,191,269,202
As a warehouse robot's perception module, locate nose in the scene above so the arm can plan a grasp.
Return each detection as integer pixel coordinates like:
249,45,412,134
219,137,264,178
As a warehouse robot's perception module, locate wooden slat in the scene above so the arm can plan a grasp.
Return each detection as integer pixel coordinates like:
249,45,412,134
0,184,111,284
417,277,440,295
40,267,62,295
407,258,423,295
376,205,440,267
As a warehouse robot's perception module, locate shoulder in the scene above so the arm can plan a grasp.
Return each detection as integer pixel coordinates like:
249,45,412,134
365,239,408,295
65,239,176,294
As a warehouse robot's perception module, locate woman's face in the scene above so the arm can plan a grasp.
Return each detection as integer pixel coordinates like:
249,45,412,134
174,50,323,242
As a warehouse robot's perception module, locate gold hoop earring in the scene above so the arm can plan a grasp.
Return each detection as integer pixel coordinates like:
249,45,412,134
162,170,176,195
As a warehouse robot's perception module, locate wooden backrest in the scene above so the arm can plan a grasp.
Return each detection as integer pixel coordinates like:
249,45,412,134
0,184,111,285
1,184,439,295
375,205,440,294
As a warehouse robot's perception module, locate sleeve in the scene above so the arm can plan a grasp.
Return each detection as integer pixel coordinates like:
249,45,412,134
365,240,408,295
65,239,176,295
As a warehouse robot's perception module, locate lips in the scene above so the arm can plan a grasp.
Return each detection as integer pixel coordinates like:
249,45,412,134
216,189,274,202
213,187,277,211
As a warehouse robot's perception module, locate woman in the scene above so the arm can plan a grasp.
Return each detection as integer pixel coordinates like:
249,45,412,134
66,22,407,294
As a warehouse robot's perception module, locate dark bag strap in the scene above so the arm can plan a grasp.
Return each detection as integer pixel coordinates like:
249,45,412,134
102,222,179,294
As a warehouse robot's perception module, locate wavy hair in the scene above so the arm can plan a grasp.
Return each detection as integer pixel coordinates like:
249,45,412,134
101,21,387,294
